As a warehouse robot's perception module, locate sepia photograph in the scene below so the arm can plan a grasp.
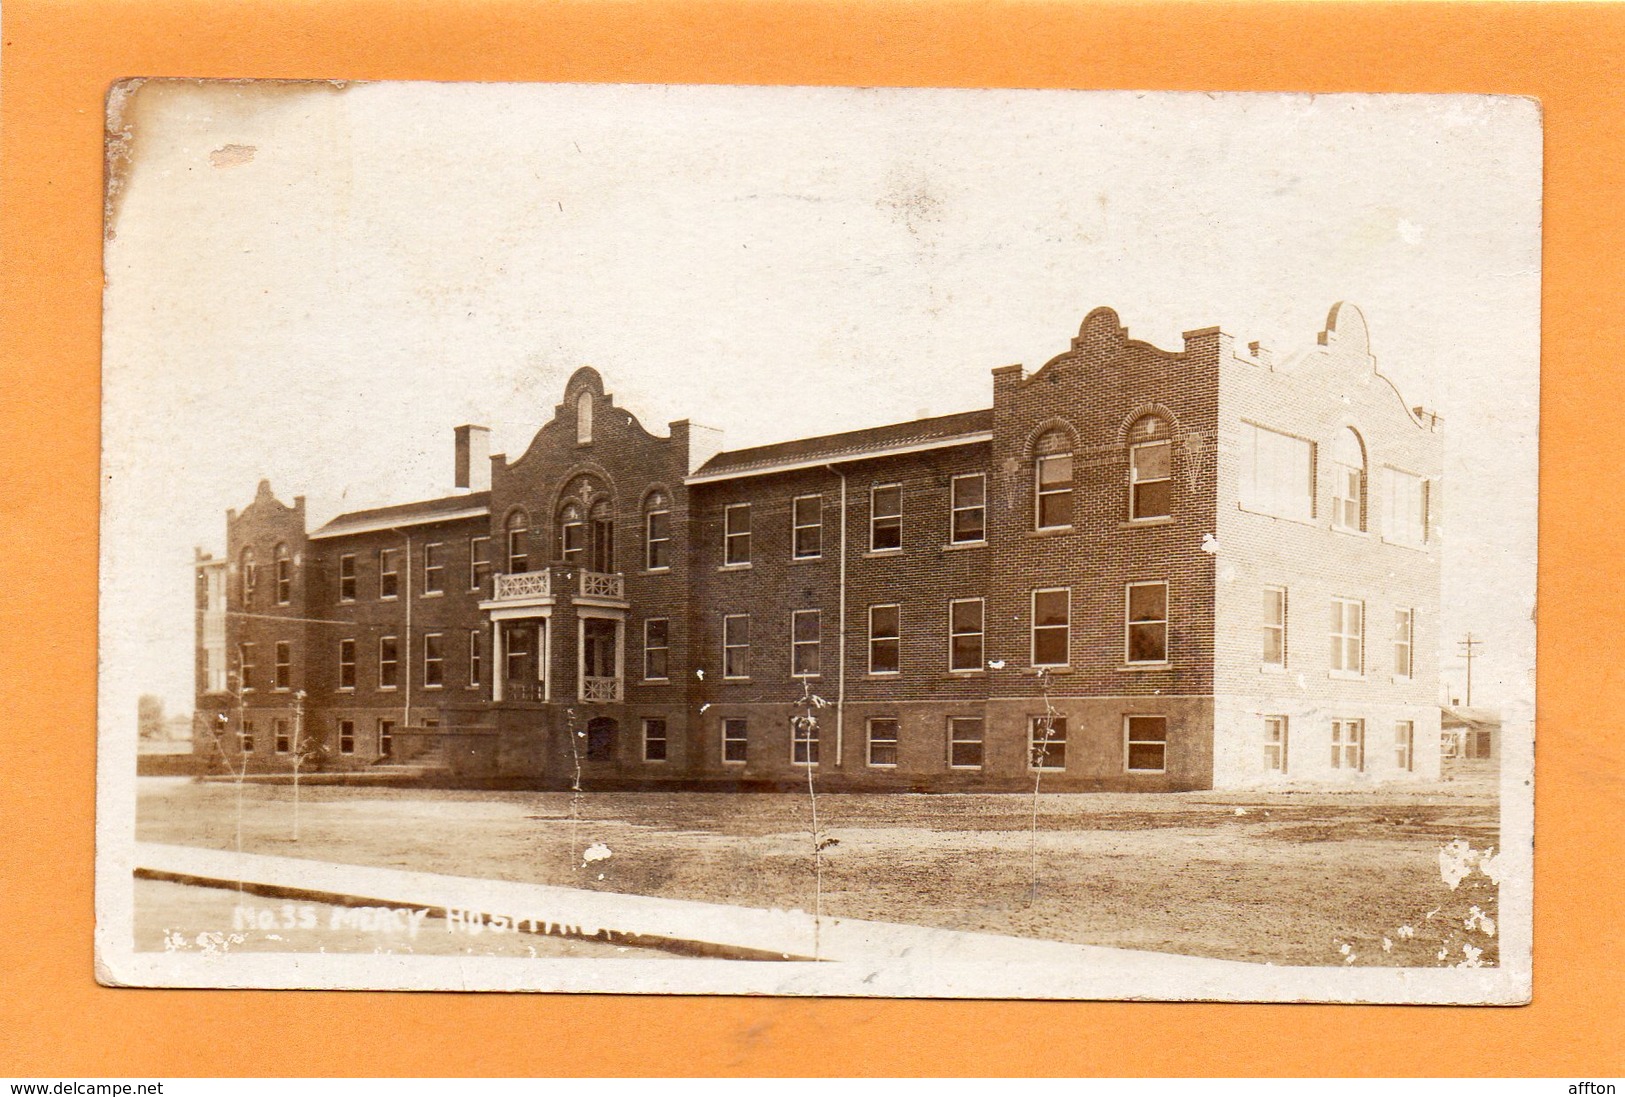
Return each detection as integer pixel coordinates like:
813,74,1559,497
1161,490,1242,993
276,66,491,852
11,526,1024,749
95,81,1539,1001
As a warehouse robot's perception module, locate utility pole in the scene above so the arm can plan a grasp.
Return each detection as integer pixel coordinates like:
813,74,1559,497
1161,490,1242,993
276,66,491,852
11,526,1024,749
1458,633,1483,706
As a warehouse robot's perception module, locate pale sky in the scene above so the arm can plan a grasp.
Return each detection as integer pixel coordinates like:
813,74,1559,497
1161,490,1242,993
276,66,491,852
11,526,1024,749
100,83,1541,726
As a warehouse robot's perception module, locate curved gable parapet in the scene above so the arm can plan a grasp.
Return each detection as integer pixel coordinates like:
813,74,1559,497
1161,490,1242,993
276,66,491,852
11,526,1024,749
501,367,672,472
1296,302,1437,432
233,479,304,525
1030,306,1187,381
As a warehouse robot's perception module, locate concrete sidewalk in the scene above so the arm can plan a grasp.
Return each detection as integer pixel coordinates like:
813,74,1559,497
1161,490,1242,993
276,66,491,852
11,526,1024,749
135,841,1257,974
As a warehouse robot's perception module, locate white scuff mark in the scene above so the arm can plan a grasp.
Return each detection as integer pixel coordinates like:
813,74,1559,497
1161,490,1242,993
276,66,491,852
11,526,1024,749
699,703,711,713
1396,924,1416,939
1438,839,1476,890
1465,906,1497,936
987,659,1006,670
1458,942,1486,968
1338,942,1351,956
1295,674,1307,690
582,842,613,867
696,668,705,680
266,934,283,941
1200,533,1219,554
1436,946,1449,961
1382,937,1393,952
1234,807,1248,816
598,873,605,881
1477,848,1502,884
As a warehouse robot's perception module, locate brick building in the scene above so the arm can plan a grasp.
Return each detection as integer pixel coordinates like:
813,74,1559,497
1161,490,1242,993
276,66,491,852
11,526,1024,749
194,303,1442,790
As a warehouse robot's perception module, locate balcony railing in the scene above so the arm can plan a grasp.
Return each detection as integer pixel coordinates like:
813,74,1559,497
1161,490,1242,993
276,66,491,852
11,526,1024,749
578,570,625,600
493,571,551,601
581,676,623,703
503,680,546,703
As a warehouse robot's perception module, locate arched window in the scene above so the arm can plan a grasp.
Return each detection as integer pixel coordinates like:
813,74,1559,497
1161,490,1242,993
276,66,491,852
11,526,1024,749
588,498,615,573
576,391,594,445
1033,427,1073,530
644,490,671,571
1127,414,1173,520
506,511,531,574
239,547,257,606
558,502,585,565
1331,428,1367,531
273,543,292,605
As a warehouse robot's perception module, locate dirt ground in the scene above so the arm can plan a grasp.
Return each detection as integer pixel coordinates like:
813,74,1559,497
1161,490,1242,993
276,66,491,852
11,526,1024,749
135,763,1502,967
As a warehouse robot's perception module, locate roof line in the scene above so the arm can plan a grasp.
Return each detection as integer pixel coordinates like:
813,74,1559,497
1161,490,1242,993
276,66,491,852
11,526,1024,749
310,506,491,541
685,431,994,485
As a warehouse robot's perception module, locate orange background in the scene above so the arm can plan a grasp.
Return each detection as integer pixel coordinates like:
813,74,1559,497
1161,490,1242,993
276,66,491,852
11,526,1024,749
1,0,1619,1078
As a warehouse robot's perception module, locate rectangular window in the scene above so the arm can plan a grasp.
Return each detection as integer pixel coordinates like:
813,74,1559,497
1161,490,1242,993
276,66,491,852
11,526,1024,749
867,717,899,767
339,719,355,755
792,714,819,766
1382,467,1430,546
469,536,490,591
1331,718,1364,771
793,495,822,559
948,717,984,769
423,542,445,594
643,718,668,762
1035,453,1074,529
950,473,986,544
1130,439,1173,519
1264,715,1289,773
379,548,400,599
645,509,671,570
1125,715,1168,773
1262,586,1288,668
644,618,670,681
722,718,748,764
870,484,902,551
238,642,255,692
378,718,395,758
274,718,291,754
1126,582,1169,664
338,554,357,602
560,520,584,565
275,556,291,605
1241,423,1316,521
724,503,751,565
379,636,399,690
505,624,532,685
869,604,900,674
509,524,531,573
468,631,482,688
949,598,984,672
239,720,254,754
1393,608,1414,679
274,641,291,690
1394,720,1415,771
791,609,821,678
338,639,356,690
1330,598,1365,675
1031,588,1070,668
1029,715,1067,771
722,614,750,679
423,633,444,687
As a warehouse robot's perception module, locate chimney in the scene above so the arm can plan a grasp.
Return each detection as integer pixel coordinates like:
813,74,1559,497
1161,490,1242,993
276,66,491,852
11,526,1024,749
455,425,491,491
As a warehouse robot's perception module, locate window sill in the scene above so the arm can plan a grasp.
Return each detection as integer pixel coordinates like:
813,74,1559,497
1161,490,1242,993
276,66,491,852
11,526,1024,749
949,765,985,772
1380,536,1431,553
790,555,824,564
947,669,986,677
1331,525,1370,538
717,562,752,572
1235,501,1317,528
1029,766,1066,774
337,687,355,693
1029,526,1074,538
1259,664,1287,675
722,676,752,683
942,540,987,551
867,763,898,769
1120,516,1175,529
1328,671,1365,682
1119,662,1172,672
643,677,671,685
864,548,903,559
868,671,901,678
1126,768,1168,776
722,759,747,766
420,591,444,599
1029,665,1072,675
379,686,399,692
424,685,444,691
640,567,672,576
